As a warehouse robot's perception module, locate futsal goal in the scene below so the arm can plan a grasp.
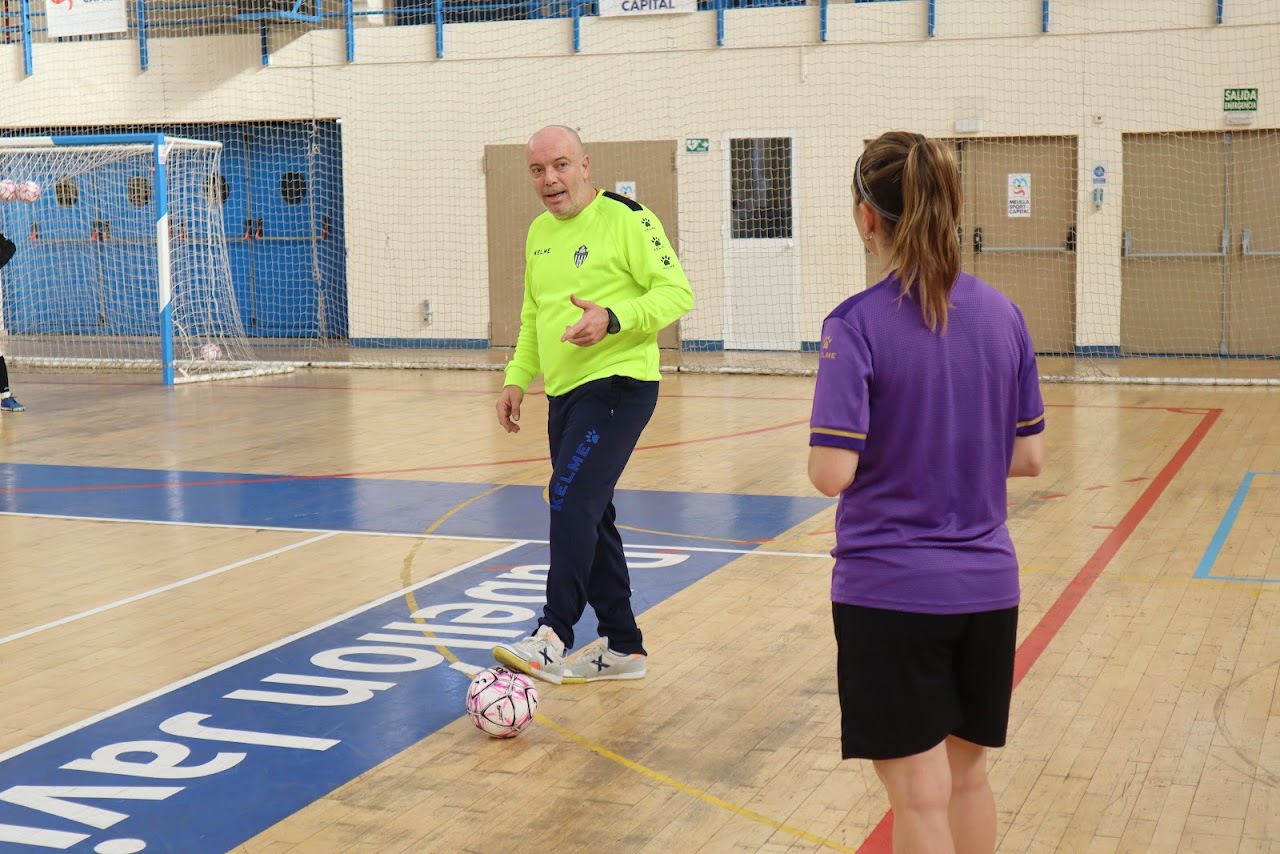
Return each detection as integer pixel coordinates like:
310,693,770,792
0,133,292,384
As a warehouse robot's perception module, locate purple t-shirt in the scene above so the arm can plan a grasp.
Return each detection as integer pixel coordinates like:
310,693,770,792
809,271,1045,615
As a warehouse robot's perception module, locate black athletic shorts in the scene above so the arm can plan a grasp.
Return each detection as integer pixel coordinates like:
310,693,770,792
832,601,1019,761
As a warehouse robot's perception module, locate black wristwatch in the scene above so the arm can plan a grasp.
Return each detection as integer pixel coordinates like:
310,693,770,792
605,307,621,335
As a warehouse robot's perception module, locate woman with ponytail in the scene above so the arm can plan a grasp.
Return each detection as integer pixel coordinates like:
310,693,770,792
807,131,1046,853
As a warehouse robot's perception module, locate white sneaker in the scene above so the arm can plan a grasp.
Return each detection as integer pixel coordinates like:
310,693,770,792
562,637,647,683
493,625,565,685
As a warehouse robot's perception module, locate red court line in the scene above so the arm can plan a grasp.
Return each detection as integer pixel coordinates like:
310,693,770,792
856,406,1222,854
26,377,1206,408
24,377,820,402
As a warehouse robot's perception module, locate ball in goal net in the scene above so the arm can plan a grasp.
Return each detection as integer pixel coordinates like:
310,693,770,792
0,133,292,384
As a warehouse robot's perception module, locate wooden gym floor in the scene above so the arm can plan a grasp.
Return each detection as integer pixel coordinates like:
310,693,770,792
0,367,1276,853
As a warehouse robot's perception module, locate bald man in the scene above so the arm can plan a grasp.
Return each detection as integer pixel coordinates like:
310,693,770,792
493,126,693,684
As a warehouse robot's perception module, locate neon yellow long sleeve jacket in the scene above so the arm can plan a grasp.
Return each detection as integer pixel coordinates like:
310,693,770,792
503,190,694,397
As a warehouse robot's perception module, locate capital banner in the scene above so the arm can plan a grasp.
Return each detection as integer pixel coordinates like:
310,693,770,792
599,0,696,16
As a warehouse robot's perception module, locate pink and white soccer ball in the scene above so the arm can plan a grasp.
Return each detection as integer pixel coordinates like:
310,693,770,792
0,180,16,202
16,181,39,203
465,666,539,738
199,342,222,361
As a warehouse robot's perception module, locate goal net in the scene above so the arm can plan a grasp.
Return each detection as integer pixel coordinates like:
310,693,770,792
0,134,291,384
6,3,1276,384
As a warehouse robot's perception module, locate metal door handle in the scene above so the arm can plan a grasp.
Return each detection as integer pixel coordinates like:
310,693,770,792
973,225,1074,253
1123,228,1228,259
1242,228,1280,257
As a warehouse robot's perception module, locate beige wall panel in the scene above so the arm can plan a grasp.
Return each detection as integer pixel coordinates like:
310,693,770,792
1221,0,1280,25
824,0,927,42
936,0,1040,38
1055,0,1218,32
719,6,819,48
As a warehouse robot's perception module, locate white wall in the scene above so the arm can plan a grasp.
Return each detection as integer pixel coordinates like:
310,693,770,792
3,0,1277,348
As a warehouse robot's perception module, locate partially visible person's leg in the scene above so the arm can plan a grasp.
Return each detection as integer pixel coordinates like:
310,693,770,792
539,377,656,649
947,606,1017,853
945,736,995,854
832,603,968,853
584,499,643,652
582,378,657,655
492,380,602,683
0,356,23,412
872,742,956,854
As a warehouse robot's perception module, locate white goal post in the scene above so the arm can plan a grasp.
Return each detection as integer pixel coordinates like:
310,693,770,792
0,133,292,384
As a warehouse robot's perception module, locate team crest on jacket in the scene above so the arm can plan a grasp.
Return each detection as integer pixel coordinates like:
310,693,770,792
574,244,588,267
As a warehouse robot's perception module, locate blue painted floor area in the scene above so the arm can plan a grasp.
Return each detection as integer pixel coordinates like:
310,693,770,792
0,463,835,852
0,462,832,548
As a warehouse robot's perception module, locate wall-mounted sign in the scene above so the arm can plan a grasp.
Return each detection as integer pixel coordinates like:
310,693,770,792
599,0,696,16
47,0,128,37
1007,173,1031,218
1224,88,1258,112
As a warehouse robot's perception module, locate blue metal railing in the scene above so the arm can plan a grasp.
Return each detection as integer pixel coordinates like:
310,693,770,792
19,0,33,75
6,0,1144,72
137,0,150,67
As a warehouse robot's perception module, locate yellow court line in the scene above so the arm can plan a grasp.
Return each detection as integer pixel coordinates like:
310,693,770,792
536,472,789,545
398,469,547,663
537,714,858,853
391,478,853,851
536,483,770,545
616,522,768,545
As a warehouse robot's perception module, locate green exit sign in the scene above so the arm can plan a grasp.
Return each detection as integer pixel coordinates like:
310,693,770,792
685,138,710,154
1225,88,1258,111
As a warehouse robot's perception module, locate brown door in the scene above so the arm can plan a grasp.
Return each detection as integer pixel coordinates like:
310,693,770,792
485,140,680,349
1227,130,1280,355
960,137,1077,354
1120,134,1226,355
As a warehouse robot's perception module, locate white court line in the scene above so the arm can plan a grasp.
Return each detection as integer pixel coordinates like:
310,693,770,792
0,540,531,764
0,532,338,648
0,509,833,559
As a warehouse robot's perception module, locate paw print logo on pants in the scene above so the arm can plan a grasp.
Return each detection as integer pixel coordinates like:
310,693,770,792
585,429,600,444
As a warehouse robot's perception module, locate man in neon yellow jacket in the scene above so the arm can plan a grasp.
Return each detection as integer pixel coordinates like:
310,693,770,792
494,125,693,684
